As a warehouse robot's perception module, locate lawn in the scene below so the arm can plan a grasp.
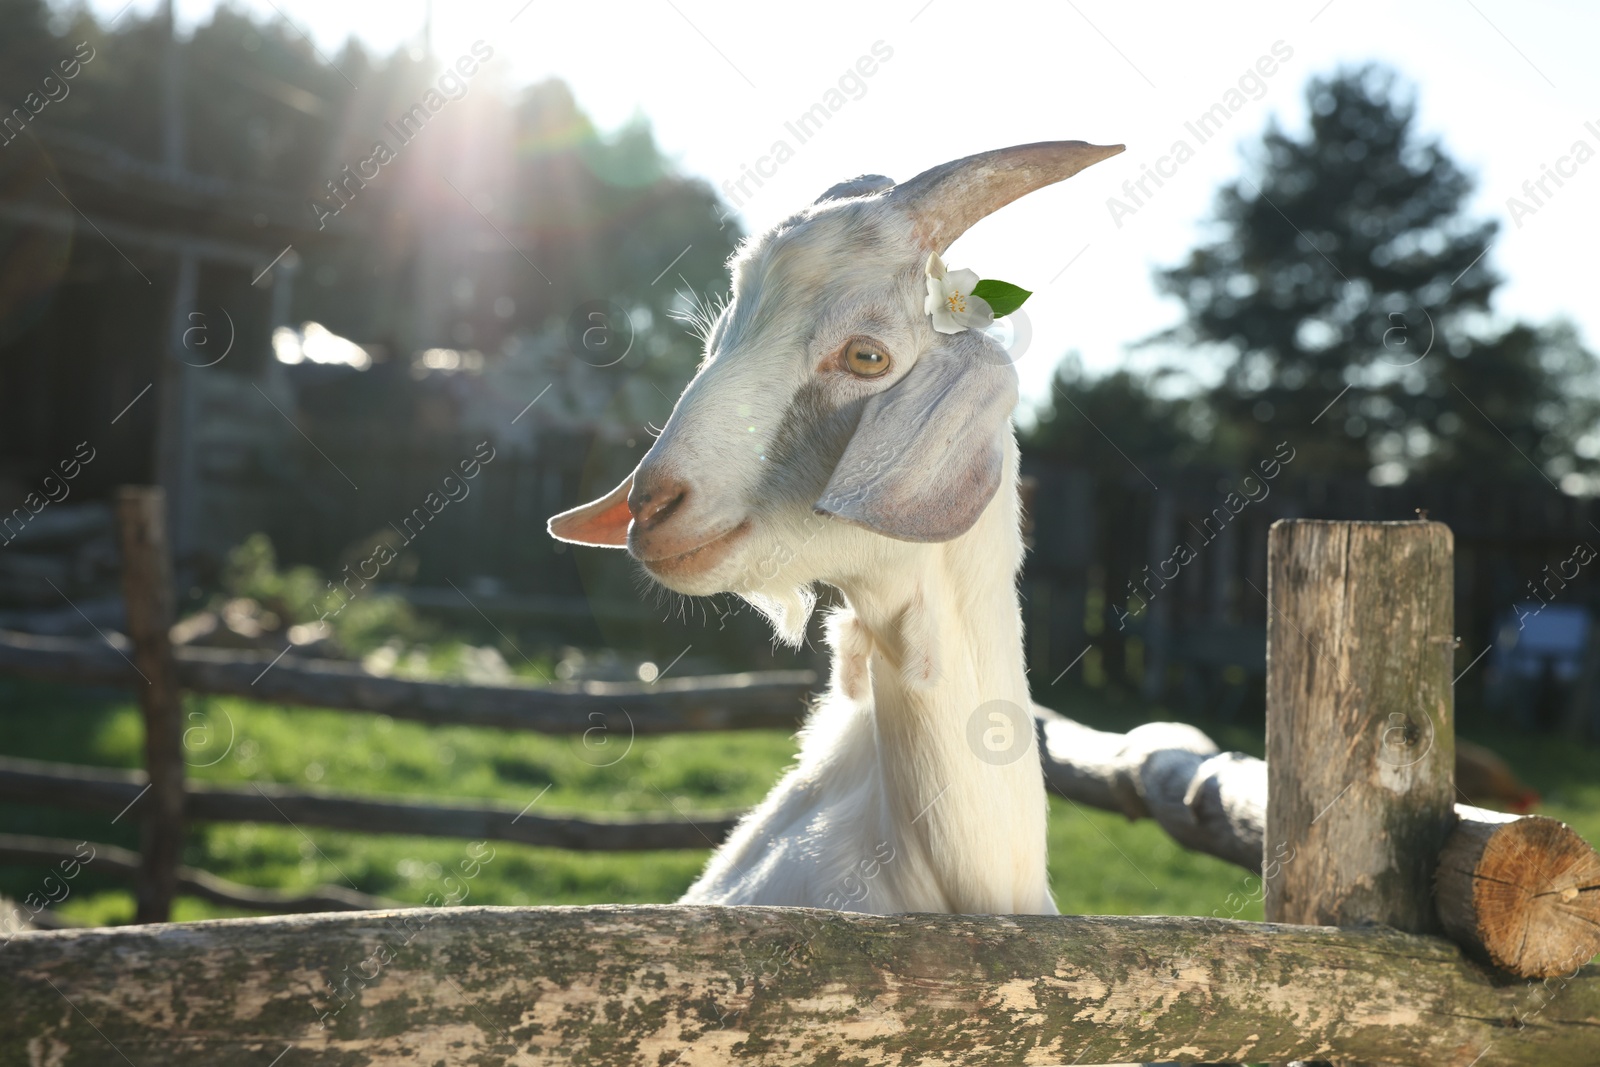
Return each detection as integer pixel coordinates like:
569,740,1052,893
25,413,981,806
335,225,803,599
2,675,1596,929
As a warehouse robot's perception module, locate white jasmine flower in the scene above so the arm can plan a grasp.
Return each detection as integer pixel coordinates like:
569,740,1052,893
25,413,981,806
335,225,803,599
924,252,994,334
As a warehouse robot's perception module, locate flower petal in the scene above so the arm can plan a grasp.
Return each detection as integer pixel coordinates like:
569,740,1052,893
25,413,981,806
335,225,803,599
946,268,981,293
925,252,947,279
955,293,995,329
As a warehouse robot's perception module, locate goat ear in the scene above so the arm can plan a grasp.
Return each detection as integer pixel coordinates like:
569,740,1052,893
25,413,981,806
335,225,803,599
815,337,1017,542
891,141,1124,252
548,472,633,547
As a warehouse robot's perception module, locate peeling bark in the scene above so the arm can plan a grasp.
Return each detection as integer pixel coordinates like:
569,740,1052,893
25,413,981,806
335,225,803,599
1264,520,1457,935
3,907,1596,1066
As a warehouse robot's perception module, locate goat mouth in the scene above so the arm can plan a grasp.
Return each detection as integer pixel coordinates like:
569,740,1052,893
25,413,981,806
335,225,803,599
636,521,752,579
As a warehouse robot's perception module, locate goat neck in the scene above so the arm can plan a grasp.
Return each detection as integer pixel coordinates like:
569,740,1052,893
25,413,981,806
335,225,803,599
833,439,1052,914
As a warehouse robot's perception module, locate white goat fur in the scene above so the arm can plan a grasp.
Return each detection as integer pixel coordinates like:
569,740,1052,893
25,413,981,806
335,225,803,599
549,143,1122,916
680,441,1045,913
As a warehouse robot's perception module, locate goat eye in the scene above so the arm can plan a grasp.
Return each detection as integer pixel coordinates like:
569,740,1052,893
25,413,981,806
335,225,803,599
843,338,891,378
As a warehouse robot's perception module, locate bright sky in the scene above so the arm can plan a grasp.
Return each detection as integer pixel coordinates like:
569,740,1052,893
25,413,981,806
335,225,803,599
95,0,1600,413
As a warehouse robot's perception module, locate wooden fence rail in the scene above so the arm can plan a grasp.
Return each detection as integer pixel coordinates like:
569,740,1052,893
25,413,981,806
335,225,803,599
0,833,392,914
4,905,1597,1067
0,755,740,851
0,628,816,734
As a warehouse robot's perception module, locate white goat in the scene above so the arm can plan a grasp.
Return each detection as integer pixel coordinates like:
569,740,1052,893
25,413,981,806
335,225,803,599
549,141,1122,915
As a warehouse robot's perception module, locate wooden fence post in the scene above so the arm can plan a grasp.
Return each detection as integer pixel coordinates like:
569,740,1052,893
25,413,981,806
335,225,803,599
1263,520,1456,932
115,486,185,924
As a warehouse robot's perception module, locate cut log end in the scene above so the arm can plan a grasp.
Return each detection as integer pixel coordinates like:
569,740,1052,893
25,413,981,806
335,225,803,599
1438,812,1600,979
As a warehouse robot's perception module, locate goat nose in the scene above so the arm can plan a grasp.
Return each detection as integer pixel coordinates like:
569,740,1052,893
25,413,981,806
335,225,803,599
628,470,689,528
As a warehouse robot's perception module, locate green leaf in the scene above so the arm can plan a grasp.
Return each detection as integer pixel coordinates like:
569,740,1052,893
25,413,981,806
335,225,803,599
972,279,1032,317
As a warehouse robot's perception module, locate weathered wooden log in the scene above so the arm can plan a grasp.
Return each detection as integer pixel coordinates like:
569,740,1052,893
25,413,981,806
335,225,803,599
0,628,816,734
1036,713,1265,871
0,833,395,914
114,487,186,924
0,756,739,851
0,628,137,686
3,906,1596,1066
1437,809,1600,979
1264,520,1457,1067
1264,520,1456,933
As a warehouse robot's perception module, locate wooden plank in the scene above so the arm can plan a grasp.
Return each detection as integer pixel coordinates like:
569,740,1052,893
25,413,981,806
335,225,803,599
113,487,186,925
1264,519,1456,932
0,629,134,686
0,755,736,852
3,906,1596,1066
1139,489,1175,700
0,629,816,735
0,834,393,914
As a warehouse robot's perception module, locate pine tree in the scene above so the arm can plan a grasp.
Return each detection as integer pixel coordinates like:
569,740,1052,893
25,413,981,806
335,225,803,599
1146,64,1597,485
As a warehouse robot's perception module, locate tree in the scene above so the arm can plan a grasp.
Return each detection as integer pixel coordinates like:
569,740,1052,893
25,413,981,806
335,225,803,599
0,0,59,107
1426,318,1600,489
1025,357,1205,474
1143,64,1599,486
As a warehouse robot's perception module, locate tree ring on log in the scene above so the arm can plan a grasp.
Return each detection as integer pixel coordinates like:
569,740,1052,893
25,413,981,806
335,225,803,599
1439,813,1600,979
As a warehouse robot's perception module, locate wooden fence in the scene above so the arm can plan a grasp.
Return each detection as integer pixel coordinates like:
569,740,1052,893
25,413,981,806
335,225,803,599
1020,462,1600,729
2,491,1599,1064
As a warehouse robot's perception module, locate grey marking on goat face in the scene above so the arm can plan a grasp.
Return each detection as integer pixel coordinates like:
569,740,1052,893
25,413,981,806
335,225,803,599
757,378,865,514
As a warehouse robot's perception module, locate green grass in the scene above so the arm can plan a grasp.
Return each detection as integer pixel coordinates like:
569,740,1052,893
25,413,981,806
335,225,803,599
2,676,1596,928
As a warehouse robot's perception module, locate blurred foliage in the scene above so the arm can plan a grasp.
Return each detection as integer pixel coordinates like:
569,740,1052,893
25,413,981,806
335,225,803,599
1027,358,1208,472
0,0,752,617
214,534,553,681
219,532,424,657
1,0,741,385
1029,65,1600,489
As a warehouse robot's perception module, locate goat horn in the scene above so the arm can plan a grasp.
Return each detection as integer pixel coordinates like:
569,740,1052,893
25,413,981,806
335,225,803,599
890,141,1125,252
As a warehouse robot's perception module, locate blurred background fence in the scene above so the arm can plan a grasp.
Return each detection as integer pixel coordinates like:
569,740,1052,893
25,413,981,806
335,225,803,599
1021,460,1600,734
7,454,1600,739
